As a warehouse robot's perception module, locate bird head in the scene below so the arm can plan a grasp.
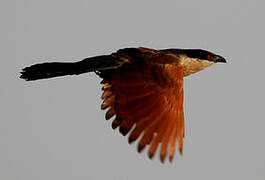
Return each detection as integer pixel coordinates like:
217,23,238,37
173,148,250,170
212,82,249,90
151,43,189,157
165,49,227,76
183,49,226,63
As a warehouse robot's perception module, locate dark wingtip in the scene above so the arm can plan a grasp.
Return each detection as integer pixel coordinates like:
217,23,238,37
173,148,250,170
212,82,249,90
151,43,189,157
111,121,119,129
179,147,183,155
137,144,145,153
128,136,136,144
169,155,174,163
111,117,121,129
160,153,166,163
119,127,129,136
148,151,154,160
105,108,115,120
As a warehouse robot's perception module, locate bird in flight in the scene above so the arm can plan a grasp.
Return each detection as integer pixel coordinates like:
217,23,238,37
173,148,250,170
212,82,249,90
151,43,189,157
20,47,226,163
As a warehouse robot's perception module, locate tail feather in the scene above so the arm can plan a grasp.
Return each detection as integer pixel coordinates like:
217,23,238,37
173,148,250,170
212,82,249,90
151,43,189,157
20,55,122,81
20,62,77,81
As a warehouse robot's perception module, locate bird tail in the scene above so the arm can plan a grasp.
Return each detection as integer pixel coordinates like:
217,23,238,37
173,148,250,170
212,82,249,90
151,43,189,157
20,55,122,81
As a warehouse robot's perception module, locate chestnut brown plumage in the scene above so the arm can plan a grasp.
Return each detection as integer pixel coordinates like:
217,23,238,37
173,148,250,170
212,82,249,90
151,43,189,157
20,47,226,163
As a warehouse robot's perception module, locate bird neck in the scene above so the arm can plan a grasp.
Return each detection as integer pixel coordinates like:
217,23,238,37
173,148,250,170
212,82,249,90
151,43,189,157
179,55,215,76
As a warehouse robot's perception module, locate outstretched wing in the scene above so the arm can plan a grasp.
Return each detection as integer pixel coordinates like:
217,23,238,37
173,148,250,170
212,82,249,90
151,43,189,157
100,52,184,163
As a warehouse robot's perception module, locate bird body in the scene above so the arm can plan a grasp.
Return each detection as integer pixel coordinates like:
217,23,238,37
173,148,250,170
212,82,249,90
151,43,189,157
20,47,226,163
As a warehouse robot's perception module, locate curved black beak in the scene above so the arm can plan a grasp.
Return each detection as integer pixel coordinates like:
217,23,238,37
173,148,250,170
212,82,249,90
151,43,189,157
215,55,227,63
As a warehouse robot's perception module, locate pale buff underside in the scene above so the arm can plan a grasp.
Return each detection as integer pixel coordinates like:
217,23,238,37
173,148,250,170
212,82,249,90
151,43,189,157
180,56,215,76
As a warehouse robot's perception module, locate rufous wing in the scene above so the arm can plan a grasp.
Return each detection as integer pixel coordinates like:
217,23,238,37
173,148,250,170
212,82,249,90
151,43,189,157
100,61,184,163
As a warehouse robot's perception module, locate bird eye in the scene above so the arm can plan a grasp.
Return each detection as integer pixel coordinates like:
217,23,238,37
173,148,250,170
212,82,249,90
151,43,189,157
206,55,211,60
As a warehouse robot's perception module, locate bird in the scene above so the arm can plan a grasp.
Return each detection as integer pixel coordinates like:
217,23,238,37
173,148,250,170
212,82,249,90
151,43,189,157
20,47,226,163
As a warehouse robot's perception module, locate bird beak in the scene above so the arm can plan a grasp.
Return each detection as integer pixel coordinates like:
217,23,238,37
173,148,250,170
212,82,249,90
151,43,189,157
215,56,227,63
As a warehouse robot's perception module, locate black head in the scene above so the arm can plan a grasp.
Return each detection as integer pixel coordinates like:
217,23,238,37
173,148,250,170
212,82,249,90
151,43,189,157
163,48,227,63
182,49,227,63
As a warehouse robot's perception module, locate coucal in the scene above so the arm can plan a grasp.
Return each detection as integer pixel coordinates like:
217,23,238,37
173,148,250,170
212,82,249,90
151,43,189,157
20,47,226,163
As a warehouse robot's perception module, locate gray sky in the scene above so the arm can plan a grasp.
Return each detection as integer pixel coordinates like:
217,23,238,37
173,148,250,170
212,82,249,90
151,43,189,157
1,0,265,179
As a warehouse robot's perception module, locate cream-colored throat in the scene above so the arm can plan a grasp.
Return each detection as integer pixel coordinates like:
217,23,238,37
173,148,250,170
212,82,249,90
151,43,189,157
180,56,215,77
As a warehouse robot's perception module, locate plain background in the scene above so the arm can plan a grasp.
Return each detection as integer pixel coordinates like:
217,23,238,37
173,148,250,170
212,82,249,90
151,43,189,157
1,0,264,179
